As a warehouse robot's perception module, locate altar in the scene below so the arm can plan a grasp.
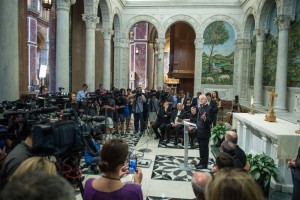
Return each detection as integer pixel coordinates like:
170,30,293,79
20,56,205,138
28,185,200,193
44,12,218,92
233,113,300,193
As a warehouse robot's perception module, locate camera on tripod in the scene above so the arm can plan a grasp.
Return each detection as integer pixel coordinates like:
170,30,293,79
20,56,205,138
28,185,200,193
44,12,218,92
132,89,142,96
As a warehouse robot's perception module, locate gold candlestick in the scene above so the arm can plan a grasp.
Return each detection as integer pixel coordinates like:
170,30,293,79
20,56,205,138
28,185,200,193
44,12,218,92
265,88,277,122
296,120,300,134
248,95,254,115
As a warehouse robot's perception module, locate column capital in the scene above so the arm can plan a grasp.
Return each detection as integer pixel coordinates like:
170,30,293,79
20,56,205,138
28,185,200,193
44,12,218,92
235,39,251,49
275,15,293,30
101,27,114,40
254,29,268,41
156,38,166,49
194,38,204,49
82,14,99,29
56,0,76,12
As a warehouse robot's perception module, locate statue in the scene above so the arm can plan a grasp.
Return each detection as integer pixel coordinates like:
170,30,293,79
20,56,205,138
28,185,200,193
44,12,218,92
265,88,277,122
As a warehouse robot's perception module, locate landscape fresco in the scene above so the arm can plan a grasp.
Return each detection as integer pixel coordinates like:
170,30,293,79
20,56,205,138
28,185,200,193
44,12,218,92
263,3,278,86
249,21,256,86
202,21,235,85
287,0,300,87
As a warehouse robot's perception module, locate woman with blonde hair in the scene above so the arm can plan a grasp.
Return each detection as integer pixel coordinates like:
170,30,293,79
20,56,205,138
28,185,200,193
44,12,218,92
205,168,264,200
10,157,56,181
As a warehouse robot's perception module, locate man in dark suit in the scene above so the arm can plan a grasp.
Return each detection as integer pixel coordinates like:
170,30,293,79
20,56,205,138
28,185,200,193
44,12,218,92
191,91,202,108
195,94,212,170
205,92,218,127
288,146,300,200
165,103,187,145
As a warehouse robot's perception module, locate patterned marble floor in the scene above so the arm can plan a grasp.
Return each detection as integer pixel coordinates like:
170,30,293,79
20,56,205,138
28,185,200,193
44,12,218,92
151,155,213,182
158,138,199,150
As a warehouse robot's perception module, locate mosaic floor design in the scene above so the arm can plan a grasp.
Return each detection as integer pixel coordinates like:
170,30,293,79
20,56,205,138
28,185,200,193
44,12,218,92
158,138,199,150
151,155,214,182
81,132,141,175
146,196,194,200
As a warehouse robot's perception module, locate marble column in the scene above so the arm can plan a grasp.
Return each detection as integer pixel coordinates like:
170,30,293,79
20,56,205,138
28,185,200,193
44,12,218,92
235,39,251,100
82,14,99,91
56,0,76,92
194,39,204,96
147,42,155,89
253,29,267,105
156,38,165,89
0,0,19,101
113,37,121,88
120,38,130,88
275,15,292,111
101,27,114,90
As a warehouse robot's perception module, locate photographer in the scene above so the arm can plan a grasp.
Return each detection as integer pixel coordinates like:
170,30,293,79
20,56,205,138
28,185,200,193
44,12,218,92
0,123,33,189
115,89,127,136
77,84,88,102
128,87,146,137
148,89,159,129
99,92,116,140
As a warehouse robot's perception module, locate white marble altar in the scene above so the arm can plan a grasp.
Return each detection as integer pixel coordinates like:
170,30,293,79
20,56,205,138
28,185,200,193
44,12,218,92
233,113,300,193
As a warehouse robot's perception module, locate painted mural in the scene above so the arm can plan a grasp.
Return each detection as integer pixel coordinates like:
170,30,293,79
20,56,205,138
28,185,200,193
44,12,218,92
249,21,256,86
263,3,278,86
287,0,300,87
202,21,235,85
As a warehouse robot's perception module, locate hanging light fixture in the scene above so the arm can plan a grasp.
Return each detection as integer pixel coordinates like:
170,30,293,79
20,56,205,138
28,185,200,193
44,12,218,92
42,0,53,11
135,47,139,55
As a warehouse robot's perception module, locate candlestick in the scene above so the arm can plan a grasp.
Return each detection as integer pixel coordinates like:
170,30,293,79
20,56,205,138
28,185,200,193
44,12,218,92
250,95,254,106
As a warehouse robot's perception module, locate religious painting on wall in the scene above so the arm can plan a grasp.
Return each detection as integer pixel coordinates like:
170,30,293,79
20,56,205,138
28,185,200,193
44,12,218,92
287,0,300,87
263,3,278,86
202,21,235,85
249,20,256,86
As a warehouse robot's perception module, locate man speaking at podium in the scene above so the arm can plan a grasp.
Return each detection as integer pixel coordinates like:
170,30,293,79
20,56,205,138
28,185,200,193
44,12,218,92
195,94,212,170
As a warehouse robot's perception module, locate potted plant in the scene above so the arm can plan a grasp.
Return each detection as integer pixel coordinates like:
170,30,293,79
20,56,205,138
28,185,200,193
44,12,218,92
211,124,226,147
247,153,280,197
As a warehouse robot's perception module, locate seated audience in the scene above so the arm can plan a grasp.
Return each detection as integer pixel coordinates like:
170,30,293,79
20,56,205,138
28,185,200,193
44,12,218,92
84,138,143,200
165,103,187,145
183,106,198,148
205,168,264,200
220,140,244,169
9,156,56,181
211,152,234,173
0,171,75,200
191,172,212,200
152,101,172,141
225,131,247,169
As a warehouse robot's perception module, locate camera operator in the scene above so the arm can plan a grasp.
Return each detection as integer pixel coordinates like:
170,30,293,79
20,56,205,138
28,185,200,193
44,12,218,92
99,92,115,140
39,85,49,95
128,86,146,137
77,84,88,102
114,89,127,136
148,89,159,129
0,123,33,189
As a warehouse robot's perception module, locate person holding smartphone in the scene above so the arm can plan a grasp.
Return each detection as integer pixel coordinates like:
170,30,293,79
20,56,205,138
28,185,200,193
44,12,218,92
84,139,143,200
195,94,212,170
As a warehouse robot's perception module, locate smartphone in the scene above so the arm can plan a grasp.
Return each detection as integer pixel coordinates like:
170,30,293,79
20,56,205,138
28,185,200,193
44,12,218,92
128,157,137,173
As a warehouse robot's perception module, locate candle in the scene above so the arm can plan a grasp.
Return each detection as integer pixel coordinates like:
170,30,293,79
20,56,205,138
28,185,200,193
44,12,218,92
250,95,254,106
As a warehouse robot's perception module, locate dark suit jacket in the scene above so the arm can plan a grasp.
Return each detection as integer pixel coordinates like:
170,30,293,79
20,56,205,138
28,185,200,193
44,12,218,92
196,104,212,139
156,106,172,124
191,97,200,108
208,99,218,114
295,146,300,181
170,109,187,123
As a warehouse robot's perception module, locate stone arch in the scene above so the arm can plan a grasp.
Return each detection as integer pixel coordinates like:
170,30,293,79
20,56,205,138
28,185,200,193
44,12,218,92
243,7,256,39
37,31,46,50
124,15,161,39
99,0,112,27
256,0,276,30
198,15,241,39
162,14,199,38
112,10,121,38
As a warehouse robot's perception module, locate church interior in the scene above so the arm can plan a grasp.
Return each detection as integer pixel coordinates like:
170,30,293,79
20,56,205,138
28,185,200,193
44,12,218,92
0,0,300,199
